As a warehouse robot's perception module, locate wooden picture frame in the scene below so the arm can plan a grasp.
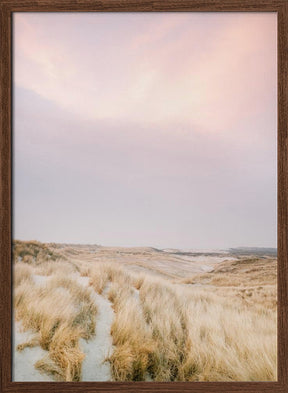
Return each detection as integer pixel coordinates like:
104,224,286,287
1,1,287,392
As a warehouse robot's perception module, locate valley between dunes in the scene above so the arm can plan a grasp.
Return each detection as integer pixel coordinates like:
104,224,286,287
13,240,277,382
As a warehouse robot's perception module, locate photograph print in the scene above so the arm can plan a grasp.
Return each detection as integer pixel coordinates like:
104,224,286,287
12,12,277,382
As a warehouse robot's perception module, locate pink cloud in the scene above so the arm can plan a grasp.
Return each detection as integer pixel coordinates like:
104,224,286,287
13,12,276,135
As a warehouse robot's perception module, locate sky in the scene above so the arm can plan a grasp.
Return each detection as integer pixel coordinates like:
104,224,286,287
13,12,277,249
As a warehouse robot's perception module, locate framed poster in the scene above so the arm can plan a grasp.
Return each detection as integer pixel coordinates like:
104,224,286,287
0,1,287,393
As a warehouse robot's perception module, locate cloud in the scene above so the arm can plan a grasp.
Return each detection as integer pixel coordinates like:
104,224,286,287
14,13,276,130
13,13,277,247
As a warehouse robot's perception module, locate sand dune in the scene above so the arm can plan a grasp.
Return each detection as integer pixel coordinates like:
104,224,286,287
12,240,277,382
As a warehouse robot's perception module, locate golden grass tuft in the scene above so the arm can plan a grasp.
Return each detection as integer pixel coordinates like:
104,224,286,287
48,323,85,381
89,263,132,294
13,240,64,264
34,354,63,380
35,260,78,276
108,285,155,381
14,262,33,287
14,270,97,381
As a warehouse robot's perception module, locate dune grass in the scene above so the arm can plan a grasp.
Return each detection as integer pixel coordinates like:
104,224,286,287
87,262,277,382
13,262,34,287
13,240,64,264
140,279,276,381
13,240,277,382
14,263,97,381
180,257,277,310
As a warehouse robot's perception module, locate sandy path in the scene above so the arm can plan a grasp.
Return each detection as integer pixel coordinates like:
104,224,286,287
79,285,114,381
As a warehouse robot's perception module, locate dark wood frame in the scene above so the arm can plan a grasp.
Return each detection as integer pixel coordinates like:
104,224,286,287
0,1,287,392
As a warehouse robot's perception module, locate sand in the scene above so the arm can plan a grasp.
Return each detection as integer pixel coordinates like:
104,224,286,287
79,286,114,381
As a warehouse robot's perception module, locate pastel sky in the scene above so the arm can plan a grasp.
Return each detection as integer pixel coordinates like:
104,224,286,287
13,12,277,249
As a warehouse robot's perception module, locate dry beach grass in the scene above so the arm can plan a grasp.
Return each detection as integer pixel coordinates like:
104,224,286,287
13,240,277,382
14,246,97,381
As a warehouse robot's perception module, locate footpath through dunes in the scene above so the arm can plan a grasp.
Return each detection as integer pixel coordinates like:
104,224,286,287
78,280,114,381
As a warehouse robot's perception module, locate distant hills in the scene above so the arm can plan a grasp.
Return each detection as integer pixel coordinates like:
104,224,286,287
229,247,277,256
